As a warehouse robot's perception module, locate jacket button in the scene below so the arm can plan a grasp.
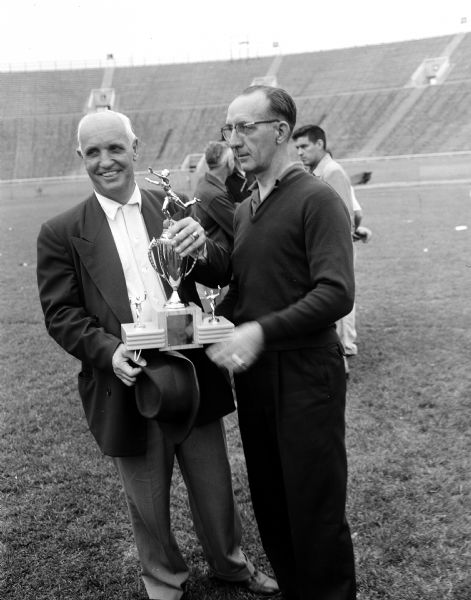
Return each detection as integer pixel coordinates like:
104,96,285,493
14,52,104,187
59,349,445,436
106,387,111,396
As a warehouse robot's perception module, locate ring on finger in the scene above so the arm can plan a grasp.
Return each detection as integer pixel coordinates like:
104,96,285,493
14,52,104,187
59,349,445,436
191,231,199,241
231,353,246,368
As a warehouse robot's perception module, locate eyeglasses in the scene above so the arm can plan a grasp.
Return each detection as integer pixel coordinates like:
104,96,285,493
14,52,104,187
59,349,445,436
221,119,280,142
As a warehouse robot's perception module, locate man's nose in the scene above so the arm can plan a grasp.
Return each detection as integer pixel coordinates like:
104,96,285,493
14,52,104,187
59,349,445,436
99,150,114,165
227,129,242,147
230,137,243,150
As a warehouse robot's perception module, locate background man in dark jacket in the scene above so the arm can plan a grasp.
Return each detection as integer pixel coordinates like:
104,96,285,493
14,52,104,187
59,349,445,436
193,140,237,249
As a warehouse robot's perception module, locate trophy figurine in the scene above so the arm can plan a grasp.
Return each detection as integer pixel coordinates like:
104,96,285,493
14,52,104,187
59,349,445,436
121,293,166,352
204,287,221,324
131,293,147,328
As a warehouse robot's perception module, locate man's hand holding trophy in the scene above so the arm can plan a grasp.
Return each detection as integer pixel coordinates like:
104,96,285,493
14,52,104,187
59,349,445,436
121,169,234,352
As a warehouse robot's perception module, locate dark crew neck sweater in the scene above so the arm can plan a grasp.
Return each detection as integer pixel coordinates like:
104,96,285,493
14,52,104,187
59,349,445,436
225,168,355,350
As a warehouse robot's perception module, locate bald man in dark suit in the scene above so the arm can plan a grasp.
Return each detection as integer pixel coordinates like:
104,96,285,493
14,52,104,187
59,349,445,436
36,110,278,600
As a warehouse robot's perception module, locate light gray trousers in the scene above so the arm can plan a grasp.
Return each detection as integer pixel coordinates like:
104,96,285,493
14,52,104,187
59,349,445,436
113,418,254,600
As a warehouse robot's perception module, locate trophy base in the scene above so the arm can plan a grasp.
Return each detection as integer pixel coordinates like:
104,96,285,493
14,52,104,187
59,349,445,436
121,322,166,350
194,315,234,344
156,302,203,351
121,304,235,351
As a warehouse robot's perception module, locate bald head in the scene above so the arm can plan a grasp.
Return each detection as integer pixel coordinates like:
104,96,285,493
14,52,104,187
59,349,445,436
76,110,138,204
77,110,136,153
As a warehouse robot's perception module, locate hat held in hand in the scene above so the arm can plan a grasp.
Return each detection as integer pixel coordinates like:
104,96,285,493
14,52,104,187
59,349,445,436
135,350,200,444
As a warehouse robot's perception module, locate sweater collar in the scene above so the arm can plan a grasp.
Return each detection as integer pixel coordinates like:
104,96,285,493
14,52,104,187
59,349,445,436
249,163,305,203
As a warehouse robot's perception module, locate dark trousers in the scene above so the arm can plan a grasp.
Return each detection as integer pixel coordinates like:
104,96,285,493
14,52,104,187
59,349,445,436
235,344,356,600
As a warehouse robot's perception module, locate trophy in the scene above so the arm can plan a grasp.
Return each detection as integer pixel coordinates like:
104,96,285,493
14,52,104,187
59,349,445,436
121,168,234,352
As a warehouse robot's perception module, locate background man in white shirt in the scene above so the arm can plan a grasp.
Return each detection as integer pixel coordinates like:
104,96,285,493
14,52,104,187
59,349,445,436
293,124,359,358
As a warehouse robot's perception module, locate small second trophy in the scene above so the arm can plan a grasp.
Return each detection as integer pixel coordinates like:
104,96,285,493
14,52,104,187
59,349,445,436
121,168,234,352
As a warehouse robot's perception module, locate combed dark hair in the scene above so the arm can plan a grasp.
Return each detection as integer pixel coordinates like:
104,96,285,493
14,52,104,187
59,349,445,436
241,85,297,133
292,124,327,148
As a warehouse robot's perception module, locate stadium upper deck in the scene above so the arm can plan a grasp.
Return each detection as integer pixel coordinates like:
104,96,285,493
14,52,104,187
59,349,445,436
1,32,471,180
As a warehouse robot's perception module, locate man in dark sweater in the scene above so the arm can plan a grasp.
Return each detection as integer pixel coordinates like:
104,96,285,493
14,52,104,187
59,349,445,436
208,86,357,600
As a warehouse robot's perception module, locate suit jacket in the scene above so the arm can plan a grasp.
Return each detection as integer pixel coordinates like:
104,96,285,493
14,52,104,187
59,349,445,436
193,172,236,249
225,169,254,204
37,188,233,456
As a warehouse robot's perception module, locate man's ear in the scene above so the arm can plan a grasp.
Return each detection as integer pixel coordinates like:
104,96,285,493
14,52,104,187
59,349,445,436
276,121,291,144
133,138,139,160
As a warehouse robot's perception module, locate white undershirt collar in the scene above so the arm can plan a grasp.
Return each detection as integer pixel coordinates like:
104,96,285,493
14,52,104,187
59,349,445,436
95,183,141,219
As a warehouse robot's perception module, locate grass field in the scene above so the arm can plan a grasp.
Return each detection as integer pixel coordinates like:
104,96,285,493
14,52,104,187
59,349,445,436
1,182,470,600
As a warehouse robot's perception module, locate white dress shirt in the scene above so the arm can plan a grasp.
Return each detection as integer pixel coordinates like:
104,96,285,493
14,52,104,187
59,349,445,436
95,185,167,324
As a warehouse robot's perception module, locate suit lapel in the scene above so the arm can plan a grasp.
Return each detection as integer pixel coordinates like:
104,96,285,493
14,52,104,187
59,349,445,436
72,189,176,321
72,195,132,324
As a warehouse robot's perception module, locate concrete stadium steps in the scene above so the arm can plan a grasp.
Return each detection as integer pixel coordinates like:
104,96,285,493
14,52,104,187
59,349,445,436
2,32,471,180
1,114,83,179
129,104,227,171
443,32,471,82
0,68,103,119
295,89,406,157
277,35,455,96
2,82,471,180
376,80,471,156
113,57,274,111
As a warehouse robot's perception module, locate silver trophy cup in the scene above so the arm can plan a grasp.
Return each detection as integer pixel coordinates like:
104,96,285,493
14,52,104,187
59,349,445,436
148,229,196,309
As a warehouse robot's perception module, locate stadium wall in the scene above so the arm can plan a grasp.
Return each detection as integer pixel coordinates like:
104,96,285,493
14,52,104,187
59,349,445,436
2,153,470,205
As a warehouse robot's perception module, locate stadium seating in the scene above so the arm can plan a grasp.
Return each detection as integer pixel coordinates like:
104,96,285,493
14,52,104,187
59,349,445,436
277,35,455,96
1,33,471,180
444,32,471,82
114,58,274,110
376,80,471,156
0,68,102,118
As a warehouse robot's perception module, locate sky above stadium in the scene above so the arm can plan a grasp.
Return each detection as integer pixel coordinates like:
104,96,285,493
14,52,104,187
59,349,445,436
1,0,470,69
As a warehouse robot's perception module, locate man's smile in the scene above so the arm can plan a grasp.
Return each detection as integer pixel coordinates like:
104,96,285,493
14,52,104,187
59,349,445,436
100,170,120,179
